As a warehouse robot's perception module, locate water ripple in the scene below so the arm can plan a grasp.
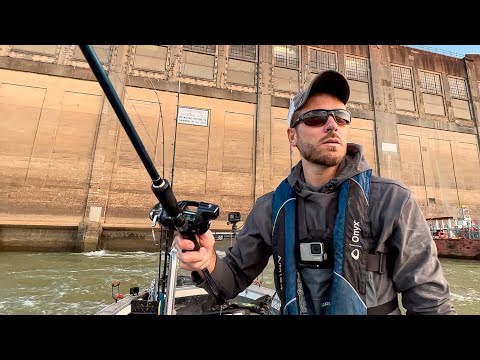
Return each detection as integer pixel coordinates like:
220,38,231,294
0,252,479,314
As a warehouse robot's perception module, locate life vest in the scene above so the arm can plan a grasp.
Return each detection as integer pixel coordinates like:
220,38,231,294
271,170,394,315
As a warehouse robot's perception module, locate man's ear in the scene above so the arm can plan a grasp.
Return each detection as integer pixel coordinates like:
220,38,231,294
287,128,297,147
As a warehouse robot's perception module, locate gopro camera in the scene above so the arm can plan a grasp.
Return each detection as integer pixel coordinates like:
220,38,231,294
299,242,328,262
227,211,241,224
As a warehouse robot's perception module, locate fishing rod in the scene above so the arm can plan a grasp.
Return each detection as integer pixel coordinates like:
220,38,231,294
79,45,220,313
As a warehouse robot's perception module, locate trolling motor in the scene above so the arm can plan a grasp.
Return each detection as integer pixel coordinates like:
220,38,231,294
80,45,220,314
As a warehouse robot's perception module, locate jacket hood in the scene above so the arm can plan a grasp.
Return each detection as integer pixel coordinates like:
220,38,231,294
287,143,372,198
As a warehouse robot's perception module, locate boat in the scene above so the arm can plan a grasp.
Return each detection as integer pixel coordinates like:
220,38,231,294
427,211,480,260
96,275,280,315
95,222,279,316
433,237,480,260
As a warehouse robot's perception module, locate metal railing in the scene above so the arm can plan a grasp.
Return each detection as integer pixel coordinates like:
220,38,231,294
403,45,464,59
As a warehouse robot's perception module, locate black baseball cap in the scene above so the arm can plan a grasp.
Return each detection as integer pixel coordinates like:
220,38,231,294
288,70,350,127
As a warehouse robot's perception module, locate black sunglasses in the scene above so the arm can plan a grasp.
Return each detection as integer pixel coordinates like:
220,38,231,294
293,109,352,127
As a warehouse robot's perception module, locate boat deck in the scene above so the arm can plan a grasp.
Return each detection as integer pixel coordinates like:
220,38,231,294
96,283,279,315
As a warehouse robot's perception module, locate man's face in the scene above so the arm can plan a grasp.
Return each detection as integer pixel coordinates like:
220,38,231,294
288,93,349,167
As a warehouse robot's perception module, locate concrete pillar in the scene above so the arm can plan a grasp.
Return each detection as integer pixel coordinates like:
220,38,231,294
368,45,403,180
442,73,456,122
254,45,273,199
57,45,75,65
0,45,11,56
169,46,183,81
464,55,480,148
216,45,227,88
79,45,129,252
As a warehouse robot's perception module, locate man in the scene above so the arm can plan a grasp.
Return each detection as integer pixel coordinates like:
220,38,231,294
174,70,456,315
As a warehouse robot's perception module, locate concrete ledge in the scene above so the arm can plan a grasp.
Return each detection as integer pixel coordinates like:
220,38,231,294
0,224,81,252
0,57,96,81
127,75,258,104
102,223,155,231
0,221,79,229
397,116,478,135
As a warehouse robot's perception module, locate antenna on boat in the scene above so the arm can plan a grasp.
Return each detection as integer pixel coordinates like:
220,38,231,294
80,45,220,314
145,76,170,315
170,58,182,188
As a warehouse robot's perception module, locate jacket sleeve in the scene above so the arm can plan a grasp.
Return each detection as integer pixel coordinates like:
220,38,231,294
389,192,456,314
193,193,273,303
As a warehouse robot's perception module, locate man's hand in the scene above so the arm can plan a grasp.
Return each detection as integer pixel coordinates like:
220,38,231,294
173,230,217,278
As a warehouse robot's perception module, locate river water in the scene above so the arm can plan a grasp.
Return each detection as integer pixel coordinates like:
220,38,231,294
0,241,479,315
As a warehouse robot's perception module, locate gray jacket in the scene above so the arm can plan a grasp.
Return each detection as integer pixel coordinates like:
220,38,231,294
198,143,456,314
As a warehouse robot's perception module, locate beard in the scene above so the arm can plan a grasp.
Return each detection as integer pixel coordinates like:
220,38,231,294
296,136,345,167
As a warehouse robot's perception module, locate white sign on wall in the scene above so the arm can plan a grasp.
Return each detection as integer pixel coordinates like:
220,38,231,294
177,107,209,127
382,142,398,153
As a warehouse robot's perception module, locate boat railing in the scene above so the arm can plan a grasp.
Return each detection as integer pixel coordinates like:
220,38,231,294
431,227,480,240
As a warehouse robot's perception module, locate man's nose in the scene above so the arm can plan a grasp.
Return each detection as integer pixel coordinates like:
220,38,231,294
324,114,339,132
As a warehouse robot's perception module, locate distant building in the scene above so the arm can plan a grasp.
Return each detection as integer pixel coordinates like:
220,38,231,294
1,45,479,251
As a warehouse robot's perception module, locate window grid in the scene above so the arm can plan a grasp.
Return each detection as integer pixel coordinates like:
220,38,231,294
273,45,299,69
309,48,337,72
392,65,413,89
183,45,217,54
345,56,369,82
419,70,442,95
11,45,59,57
229,45,257,61
448,77,468,100
72,45,111,65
